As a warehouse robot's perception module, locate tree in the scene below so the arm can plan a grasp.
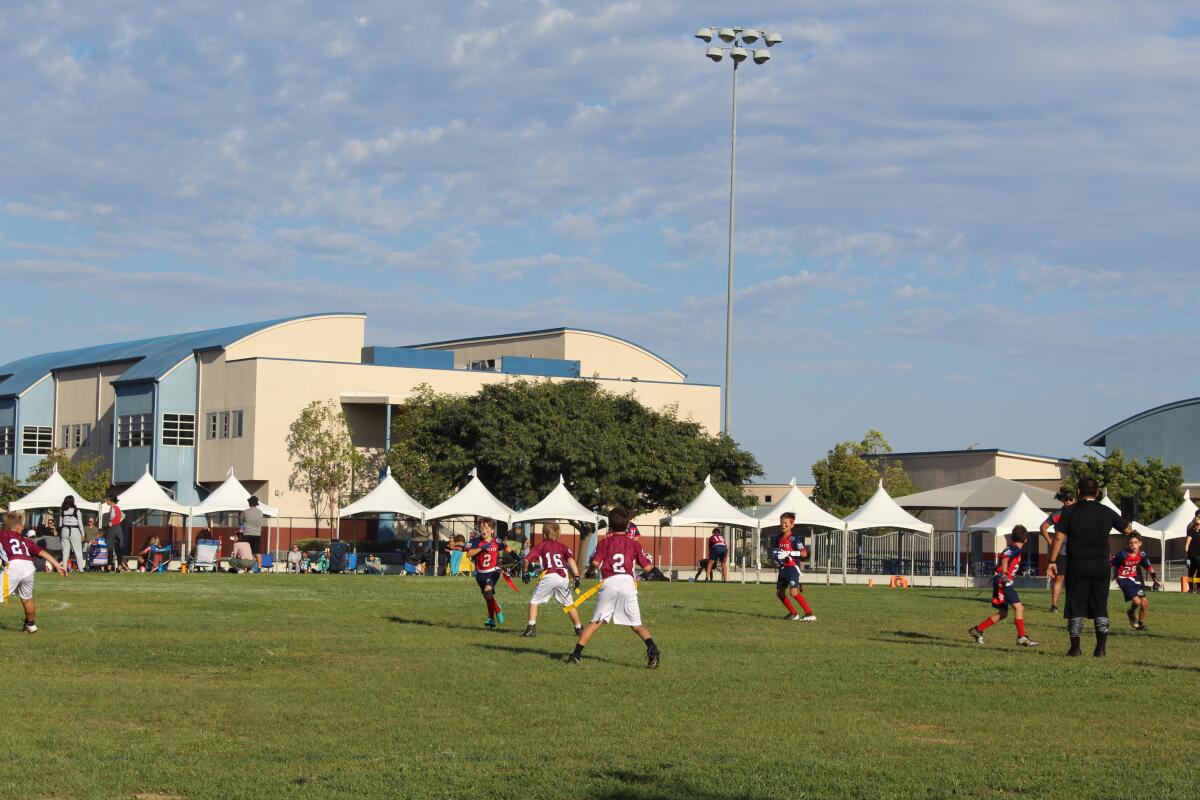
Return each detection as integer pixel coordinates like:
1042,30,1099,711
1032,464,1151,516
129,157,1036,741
386,380,763,514
811,430,917,517
286,400,365,534
0,474,22,510
1060,449,1183,523
28,449,109,502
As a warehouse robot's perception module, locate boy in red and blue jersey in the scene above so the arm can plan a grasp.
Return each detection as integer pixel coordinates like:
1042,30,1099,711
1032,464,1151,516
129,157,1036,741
774,512,815,622
969,526,1037,647
705,527,729,583
463,517,506,628
1111,533,1160,630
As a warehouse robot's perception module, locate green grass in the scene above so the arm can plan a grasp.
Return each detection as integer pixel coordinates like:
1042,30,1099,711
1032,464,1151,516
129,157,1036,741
2,574,1197,799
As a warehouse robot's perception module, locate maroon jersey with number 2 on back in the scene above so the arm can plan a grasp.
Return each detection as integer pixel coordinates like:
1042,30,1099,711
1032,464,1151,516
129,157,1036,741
592,533,652,579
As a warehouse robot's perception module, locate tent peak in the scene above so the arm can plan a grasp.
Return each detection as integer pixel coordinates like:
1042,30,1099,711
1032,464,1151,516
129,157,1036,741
789,477,797,486
225,466,235,478
703,474,712,486
470,467,478,478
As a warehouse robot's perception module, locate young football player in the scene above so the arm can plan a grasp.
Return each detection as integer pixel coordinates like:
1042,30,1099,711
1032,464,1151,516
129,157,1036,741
463,517,505,628
567,507,660,668
1111,534,1161,630
1040,490,1076,613
969,526,1037,647
688,558,709,582
705,526,729,583
522,523,582,637
774,512,815,622
1,511,68,633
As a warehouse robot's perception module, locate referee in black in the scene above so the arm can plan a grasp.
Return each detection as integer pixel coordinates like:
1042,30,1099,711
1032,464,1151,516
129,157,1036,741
1047,477,1133,657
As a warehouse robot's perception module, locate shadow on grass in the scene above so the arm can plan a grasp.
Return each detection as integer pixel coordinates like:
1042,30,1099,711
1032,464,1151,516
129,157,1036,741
694,607,783,621
913,592,989,604
470,642,629,668
386,615,504,633
586,769,771,800
869,630,986,652
1131,660,1200,674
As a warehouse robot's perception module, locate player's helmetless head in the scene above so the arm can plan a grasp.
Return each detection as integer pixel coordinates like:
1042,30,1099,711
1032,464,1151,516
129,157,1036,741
544,522,560,541
3,510,24,530
608,507,630,533
479,517,495,537
779,512,795,530
1010,525,1027,544
1128,533,1142,550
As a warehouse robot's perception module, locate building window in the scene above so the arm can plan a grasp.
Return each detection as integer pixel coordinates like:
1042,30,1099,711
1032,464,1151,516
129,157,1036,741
206,412,218,440
117,414,153,448
205,409,245,439
231,410,243,438
162,413,196,447
62,423,92,449
764,495,772,504
0,426,13,456
468,358,498,371
21,426,52,455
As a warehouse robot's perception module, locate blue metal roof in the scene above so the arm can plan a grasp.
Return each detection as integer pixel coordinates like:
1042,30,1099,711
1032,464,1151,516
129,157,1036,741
1084,397,1200,447
0,313,362,397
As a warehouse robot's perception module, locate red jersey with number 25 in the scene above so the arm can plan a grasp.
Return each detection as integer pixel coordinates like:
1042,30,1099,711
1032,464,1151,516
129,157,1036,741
592,533,652,579
527,540,574,578
0,530,46,563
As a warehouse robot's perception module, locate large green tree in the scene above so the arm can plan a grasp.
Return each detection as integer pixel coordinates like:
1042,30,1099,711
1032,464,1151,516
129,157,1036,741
28,449,109,502
386,380,762,514
286,400,366,533
811,430,916,517
1060,449,1183,523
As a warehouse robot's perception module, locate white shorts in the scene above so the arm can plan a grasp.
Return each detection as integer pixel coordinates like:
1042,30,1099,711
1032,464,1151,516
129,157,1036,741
3,561,36,601
591,574,642,626
530,572,573,607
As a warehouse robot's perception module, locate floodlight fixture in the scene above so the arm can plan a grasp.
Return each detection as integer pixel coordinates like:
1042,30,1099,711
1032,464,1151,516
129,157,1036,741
752,49,771,65
740,29,761,44
706,47,724,62
730,46,748,63
695,27,714,42
764,32,783,47
717,27,737,43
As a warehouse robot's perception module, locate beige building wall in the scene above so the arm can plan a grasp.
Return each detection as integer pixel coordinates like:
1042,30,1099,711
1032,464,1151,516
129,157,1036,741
561,331,684,382
196,352,259,484
871,450,1067,493
53,362,136,463
223,314,365,364
422,333,567,370
742,483,813,507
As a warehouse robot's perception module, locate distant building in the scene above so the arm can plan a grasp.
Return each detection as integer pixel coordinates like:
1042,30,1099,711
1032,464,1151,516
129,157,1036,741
864,448,1068,495
1085,399,1200,488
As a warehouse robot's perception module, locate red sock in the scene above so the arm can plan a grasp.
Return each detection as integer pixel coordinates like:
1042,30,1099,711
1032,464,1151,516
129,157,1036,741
795,594,812,614
1015,619,1026,638
781,597,797,614
977,617,996,632
485,596,497,617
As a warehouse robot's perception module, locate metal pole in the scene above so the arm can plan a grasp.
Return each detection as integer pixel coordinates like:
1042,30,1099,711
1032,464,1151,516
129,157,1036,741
842,526,849,585
929,529,935,587
740,525,746,583
722,60,738,436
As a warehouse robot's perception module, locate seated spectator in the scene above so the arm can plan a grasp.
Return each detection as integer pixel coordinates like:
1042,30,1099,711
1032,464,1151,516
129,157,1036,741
228,533,256,573
138,535,170,572
300,553,312,573
314,548,330,574
286,545,302,573
364,553,383,575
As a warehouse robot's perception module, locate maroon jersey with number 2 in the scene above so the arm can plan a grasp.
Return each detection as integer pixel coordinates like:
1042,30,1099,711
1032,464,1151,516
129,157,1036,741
592,533,653,579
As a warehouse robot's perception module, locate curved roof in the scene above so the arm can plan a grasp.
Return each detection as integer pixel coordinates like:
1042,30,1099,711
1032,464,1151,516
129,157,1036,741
0,312,363,398
406,326,687,380
1085,397,1200,447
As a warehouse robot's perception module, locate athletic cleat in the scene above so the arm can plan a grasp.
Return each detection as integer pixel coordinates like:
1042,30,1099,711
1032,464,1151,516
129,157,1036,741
1016,636,1039,648
800,614,817,623
688,577,696,582
566,654,581,665
1127,608,1138,629
1093,646,1106,658
646,647,661,669
521,625,536,637
1048,604,1059,614
22,622,38,634
1135,623,1147,631
484,618,496,628
968,626,984,644
784,613,800,621
574,627,583,636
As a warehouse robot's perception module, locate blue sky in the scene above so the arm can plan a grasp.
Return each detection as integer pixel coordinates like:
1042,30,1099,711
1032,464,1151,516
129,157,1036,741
2,1,1199,481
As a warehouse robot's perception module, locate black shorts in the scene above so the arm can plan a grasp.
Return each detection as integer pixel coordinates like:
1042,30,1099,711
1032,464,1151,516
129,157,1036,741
1116,578,1146,602
475,571,500,591
709,546,728,564
1064,572,1109,619
244,534,263,555
776,566,802,590
1054,554,1068,575
992,578,1019,608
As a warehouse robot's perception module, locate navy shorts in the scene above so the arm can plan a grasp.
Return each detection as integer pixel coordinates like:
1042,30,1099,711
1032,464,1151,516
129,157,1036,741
709,546,728,563
475,571,500,591
776,566,802,590
1117,578,1146,601
991,579,1019,608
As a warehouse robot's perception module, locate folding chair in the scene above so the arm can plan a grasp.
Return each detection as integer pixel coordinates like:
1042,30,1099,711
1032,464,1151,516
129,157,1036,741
449,550,465,576
145,544,171,572
260,553,275,573
189,539,220,572
86,538,110,572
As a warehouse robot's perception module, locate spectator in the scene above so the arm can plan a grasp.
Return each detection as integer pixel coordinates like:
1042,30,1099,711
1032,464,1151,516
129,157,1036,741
102,493,129,572
364,553,383,575
241,495,265,570
314,548,331,573
1186,511,1200,594
286,545,302,573
138,535,170,572
228,532,256,574
57,495,86,573
37,512,59,570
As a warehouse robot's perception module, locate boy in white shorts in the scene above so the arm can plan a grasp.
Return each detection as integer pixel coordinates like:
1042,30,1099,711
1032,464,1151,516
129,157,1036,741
521,522,583,638
567,508,660,668
2,511,68,633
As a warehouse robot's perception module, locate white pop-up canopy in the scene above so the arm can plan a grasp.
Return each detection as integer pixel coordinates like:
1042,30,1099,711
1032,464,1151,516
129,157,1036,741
190,470,279,518
844,482,933,533
8,464,101,512
968,492,1050,553
1149,490,1198,541
1100,491,1161,540
757,479,846,531
660,475,758,528
425,469,515,524
117,466,190,515
338,468,428,520
512,475,602,525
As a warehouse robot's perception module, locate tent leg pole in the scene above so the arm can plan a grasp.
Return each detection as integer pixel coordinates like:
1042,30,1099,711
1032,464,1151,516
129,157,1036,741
740,527,746,584
842,527,848,585
929,529,934,588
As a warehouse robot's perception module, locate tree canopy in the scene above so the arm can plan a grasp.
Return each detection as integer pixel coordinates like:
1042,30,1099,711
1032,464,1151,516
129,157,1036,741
385,380,762,514
286,400,365,533
28,449,110,502
1060,449,1183,523
810,430,916,517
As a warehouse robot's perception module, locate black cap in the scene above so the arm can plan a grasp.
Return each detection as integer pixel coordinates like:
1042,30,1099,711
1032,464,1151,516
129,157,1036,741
248,496,259,506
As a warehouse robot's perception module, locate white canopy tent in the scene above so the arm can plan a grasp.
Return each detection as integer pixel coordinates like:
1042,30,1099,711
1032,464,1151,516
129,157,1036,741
189,470,280,556
425,469,517,575
1149,490,1198,541
1099,491,1165,575
755,479,846,583
968,492,1052,553
844,483,933,533
117,466,191,515
338,468,428,521
511,475,603,526
8,464,100,513
660,475,759,581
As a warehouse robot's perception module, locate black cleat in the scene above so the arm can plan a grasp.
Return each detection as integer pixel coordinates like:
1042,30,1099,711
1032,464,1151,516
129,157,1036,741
646,647,661,669
521,625,536,638
566,654,581,665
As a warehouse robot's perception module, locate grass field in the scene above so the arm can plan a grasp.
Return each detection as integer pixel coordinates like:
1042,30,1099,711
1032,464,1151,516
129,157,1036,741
2,574,1198,800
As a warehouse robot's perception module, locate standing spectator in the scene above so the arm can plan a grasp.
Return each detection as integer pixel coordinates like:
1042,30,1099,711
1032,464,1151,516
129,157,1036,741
57,496,86,573
1040,489,1076,613
286,545,303,573
1047,477,1133,657
37,512,59,568
227,532,256,573
102,493,129,572
241,495,265,570
1186,511,1200,594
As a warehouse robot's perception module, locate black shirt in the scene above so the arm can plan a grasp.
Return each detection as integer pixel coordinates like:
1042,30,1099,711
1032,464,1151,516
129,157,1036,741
1187,522,1200,557
1056,499,1128,577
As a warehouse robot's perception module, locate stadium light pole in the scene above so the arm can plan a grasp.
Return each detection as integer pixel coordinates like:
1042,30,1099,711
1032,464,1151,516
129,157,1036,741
694,26,783,437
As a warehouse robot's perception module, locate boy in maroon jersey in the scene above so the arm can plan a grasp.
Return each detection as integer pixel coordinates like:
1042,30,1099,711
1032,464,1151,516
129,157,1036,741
463,517,506,628
567,507,660,668
1111,534,1161,630
521,522,583,637
1,511,68,633
969,526,1037,648
705,527,729,582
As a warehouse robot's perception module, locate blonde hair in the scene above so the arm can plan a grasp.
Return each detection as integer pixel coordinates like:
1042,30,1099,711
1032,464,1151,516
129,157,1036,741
544,522,561,541
3,511,24,530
